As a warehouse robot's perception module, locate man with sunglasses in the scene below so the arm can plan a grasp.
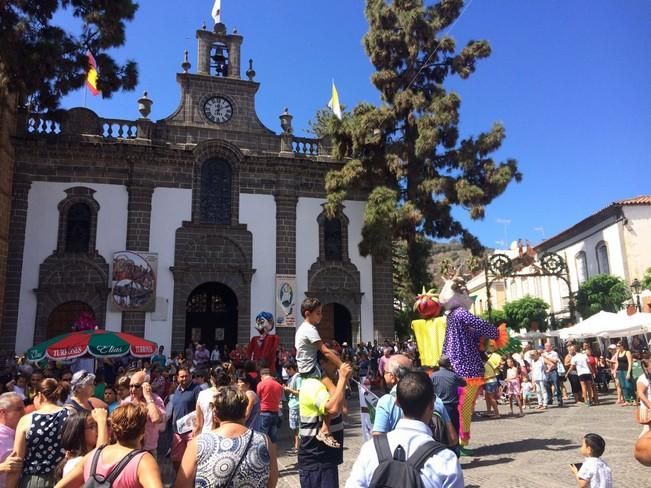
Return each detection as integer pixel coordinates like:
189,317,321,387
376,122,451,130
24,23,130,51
123,370,165,458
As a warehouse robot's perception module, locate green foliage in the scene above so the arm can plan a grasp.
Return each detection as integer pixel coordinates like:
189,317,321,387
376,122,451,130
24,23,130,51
0,0,139,111
479,308,507,327
503,296,549,331
642,267,651,292
393,237,434,312
576,274,629,318
394,308,414,340
316,0,521,292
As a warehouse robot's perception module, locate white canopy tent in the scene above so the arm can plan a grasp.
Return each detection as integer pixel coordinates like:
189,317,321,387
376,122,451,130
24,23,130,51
558,311,619,340
596,312,651,338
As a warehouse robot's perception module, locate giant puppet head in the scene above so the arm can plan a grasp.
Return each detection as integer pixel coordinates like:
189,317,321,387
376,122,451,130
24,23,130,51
438,273,473,312
255,311,275,335
413,287,442,319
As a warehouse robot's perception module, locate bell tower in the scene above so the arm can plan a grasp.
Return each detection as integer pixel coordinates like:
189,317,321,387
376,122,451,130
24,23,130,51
196,22,243,79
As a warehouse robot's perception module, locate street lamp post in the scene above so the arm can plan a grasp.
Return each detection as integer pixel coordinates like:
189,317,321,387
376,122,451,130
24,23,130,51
631,278,642,313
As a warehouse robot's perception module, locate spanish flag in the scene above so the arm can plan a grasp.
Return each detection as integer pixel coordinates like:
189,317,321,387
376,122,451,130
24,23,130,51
86,51,100,96
328,80,342,120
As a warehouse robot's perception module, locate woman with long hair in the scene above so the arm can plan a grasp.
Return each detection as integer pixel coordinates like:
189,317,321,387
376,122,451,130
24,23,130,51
54,403,162,488
609,342,635,405
54,408,108,480
195,368,230,434
175,386,277,488
9,378,69,487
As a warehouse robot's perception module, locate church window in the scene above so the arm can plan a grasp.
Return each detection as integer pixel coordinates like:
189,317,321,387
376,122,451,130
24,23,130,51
65,203,92,252
324,218,343,261
575,251,588,284
200,159,232,224
596,242,610,274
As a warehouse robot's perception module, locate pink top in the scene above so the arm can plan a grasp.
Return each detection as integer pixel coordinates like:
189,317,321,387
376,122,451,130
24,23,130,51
83,448,145,488
122,394,165,450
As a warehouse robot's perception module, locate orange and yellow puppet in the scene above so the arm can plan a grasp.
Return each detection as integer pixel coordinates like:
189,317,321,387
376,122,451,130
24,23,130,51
412,275,507,454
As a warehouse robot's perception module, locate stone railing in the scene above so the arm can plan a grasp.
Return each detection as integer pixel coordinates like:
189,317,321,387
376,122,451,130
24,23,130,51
26,115,62,135
101,119,138,139
292,136,320,156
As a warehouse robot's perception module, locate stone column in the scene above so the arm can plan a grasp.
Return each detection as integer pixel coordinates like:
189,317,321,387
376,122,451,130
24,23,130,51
0,88,17,332
274,192,298,347
0,180,31,352
121,185,154,336
372,254,394,342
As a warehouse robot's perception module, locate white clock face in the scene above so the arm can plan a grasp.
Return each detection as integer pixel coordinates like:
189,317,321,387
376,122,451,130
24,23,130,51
203,96,233,123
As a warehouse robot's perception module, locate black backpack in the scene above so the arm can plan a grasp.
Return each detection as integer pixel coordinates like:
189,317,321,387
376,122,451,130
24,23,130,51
83,446,144,488
368,434,447,488
430,410,449,446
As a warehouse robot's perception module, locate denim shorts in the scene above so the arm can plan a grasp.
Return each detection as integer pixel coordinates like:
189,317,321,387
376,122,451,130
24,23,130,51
484,381,498,394
289,407,300,431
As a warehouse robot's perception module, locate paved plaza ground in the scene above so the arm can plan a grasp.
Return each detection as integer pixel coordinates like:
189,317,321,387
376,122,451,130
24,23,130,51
271,392,648,488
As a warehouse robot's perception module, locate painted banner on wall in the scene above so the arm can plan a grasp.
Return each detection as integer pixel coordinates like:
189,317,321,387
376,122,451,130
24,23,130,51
111,251,157,312
275,274,297,328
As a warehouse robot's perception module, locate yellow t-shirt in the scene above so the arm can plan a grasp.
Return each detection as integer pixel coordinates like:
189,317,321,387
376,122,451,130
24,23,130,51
411,316,447,367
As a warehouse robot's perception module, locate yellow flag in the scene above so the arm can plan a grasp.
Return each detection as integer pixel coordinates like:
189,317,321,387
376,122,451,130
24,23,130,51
328,80,342,120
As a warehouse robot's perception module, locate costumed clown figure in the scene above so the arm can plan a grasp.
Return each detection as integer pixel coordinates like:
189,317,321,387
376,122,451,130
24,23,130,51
438,273,508,454
247,311,279,370
411,270,507,455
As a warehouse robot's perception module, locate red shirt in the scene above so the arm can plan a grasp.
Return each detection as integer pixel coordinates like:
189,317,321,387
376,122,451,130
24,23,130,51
256,376,283,413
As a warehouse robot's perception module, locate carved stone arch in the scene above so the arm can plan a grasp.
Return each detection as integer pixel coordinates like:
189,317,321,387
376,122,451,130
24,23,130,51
172,222,254,354
317,204,350,263
34,253,110,344
307,260,363,344
57,187,100,255
192,139,243,225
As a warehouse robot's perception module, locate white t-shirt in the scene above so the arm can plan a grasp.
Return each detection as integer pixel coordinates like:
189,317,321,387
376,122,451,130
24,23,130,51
577,457,612,488
637,375,651,399
197,387,217,434
295,320,322,374
571,352,592,376
542,350,560,370
531,358,546,382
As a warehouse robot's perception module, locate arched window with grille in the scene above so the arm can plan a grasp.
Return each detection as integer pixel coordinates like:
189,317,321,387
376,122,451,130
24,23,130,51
595,241,610,274
575,251,588,284
200,159,232,224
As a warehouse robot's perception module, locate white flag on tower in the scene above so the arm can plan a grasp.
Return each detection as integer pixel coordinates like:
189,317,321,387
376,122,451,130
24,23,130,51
212,0,221,24
328,80,342,120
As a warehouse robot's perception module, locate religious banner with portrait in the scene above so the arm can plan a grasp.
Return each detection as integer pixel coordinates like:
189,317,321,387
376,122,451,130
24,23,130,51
275,274,297,327
111,251,157,312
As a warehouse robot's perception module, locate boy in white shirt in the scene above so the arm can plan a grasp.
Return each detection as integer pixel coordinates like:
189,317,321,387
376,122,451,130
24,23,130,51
570,433,612,488
295,297,344,448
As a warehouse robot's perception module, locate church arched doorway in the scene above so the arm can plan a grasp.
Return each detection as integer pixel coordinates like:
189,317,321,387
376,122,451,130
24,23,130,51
185,282,238,352
320,303,352,347
47,301,95,339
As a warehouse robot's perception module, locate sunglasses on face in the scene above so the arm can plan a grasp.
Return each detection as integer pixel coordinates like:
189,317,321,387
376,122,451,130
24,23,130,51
129,383,142,389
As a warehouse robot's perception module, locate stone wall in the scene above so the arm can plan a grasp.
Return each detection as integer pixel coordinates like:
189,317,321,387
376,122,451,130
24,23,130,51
0,86,16,333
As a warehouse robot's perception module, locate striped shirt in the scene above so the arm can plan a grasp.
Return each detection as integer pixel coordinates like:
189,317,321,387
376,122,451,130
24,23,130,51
298,378,344,469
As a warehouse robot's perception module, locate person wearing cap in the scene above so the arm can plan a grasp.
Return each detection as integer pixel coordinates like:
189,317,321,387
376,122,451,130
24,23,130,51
65,370,107,412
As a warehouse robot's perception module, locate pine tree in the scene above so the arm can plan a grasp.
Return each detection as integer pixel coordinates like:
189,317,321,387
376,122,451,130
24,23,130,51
321,0,521,291
0,0,139,111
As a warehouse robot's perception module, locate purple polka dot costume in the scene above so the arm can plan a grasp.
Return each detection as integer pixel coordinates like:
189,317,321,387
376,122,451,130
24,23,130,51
443,307,499,379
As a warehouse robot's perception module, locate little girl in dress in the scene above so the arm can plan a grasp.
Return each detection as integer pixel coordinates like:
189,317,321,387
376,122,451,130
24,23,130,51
506,356,525,417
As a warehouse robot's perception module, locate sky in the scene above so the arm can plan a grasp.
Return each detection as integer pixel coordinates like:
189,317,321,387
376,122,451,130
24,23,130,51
57,0,651,251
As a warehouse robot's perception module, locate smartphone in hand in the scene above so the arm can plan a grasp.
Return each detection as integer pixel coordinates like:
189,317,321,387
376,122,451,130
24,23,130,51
570,462,583,471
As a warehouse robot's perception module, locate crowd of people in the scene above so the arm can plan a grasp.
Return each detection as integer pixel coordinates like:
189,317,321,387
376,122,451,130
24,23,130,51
0,302,649,486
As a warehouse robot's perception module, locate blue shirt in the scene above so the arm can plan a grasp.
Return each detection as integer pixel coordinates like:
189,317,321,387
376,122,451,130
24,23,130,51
346,418,464,488
372,385,450,434
172,383,200,433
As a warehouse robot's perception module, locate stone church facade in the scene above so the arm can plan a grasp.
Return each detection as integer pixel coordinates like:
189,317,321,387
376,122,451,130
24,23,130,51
1,22,394,355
